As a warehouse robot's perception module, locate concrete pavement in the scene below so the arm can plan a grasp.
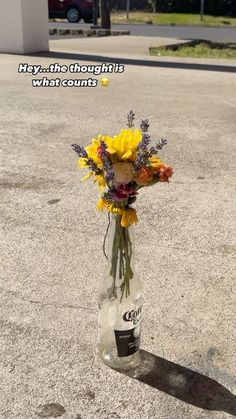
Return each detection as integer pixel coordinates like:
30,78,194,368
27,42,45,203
48,36,236,73
49,35,190,58
0,38,236,419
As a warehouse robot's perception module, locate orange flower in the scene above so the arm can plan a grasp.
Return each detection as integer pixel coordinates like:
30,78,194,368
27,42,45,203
134,167,153,186
158,165,173,182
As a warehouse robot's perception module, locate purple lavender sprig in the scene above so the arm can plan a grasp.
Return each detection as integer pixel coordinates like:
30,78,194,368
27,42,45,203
127,110,135,128
149,138,167,155
71,144,88,158
97,140,114,185
138,133,151,150
103,190,114,202
140,119,149,132
71,143,102,175
134,133,151,171
87,158,103,175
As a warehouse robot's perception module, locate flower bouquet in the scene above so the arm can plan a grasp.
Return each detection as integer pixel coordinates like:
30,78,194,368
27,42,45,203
71,111,173,368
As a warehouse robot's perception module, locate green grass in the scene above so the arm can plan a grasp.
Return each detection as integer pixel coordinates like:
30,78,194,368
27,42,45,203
150,42,236,59
111,12,236,27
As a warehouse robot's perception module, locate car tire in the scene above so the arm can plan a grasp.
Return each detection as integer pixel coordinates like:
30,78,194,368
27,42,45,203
66,7,80,23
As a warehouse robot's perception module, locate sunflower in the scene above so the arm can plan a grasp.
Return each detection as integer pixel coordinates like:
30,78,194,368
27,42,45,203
94,174,107,190
105,129,142,162
77,137,107,189
77,138,102,170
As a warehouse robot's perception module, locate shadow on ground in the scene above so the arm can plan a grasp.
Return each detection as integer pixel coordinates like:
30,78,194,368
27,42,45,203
114,350,236,416
29,51,236,73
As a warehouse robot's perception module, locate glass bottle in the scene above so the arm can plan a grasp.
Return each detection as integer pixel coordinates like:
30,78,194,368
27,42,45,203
98,214,143,369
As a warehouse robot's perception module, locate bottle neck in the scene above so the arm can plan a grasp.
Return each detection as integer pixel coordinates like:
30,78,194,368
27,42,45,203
108,213,135,266
106,213,136,301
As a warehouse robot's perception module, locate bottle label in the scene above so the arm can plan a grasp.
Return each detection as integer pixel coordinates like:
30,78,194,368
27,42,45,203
114,326,141,357
114,307,142,357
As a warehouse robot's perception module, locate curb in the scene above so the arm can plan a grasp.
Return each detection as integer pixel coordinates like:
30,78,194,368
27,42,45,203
49,28,130,37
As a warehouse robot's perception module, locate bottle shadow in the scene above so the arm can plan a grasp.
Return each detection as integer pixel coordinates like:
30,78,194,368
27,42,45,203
114,350,236,416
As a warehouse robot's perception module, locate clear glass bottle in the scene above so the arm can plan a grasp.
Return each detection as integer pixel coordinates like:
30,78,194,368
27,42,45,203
98,214,143,369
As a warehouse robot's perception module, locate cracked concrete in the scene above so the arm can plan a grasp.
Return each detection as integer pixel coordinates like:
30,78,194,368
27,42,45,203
0,287,95,312
0,41,236,419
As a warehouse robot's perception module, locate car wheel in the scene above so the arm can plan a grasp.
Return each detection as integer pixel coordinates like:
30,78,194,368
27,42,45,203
66,7,80,23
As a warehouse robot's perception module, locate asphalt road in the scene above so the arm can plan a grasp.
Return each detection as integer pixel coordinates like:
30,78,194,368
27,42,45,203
49,21,236,42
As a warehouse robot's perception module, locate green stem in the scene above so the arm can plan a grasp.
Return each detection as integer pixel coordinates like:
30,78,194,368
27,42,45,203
117,224,133,302
109,217,120,298
109,215,134,303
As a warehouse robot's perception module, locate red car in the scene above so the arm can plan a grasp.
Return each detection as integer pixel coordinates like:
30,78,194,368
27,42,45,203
48,0,94,23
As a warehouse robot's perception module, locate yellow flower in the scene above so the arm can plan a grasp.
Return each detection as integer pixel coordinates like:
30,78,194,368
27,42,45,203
121,208,138,227
105,129,142,162
111,206,125,216
85,138,103,168
77,137,106,189
78,157,88,168
148,156,163,172
96,198,137,227
96,197,106,211
96,198,123,214
82,171,93,181
94,174,106,190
